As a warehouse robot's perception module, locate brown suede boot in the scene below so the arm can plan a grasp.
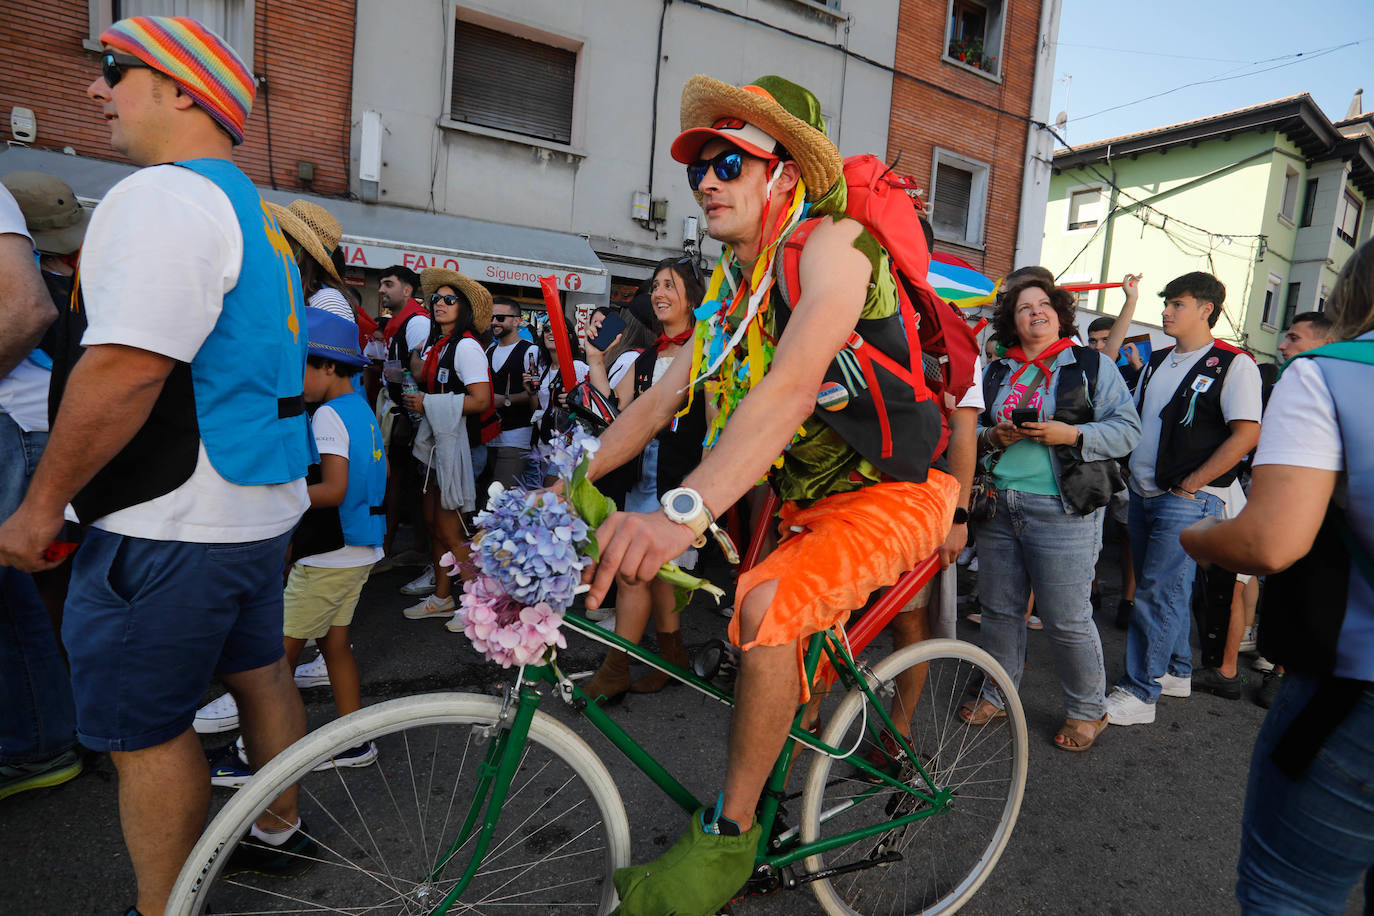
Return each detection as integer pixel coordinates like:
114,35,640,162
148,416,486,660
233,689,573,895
584,649,631,705
631,630,687,693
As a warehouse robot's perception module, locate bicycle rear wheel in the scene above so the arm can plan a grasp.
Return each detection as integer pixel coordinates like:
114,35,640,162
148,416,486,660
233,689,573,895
801,638,1027,915
169,692,630,915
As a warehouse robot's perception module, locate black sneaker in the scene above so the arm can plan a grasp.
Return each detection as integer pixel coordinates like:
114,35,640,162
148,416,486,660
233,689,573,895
1114,599,1134,631
222,822,319,878
1192,666,1243,700
1256,671,1283,709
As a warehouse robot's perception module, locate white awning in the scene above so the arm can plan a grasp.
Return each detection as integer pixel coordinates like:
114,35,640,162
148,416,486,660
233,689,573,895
0,146,608,296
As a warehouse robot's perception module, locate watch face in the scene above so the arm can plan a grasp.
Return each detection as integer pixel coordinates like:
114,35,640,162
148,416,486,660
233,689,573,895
670,493,696,514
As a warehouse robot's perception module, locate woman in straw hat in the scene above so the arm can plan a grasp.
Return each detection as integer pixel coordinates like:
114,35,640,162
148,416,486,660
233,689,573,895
268,198,368,329
400,267,493,622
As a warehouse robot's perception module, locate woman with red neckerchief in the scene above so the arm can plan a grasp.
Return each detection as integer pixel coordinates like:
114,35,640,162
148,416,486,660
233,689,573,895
966,277,1141,752
581,257,707,704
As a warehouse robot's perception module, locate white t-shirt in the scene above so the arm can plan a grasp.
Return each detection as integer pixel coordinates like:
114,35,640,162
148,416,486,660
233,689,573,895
1129,342,1263,498
1253,358,1343,472
0,185,49,434
402,312,432,355
608,350,641,389
957,355,985,411
489,340,533,450
297,403,385,569
73,166,308,542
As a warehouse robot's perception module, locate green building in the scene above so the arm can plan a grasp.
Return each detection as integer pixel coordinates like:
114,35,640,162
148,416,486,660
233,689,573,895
1041,93,1374,361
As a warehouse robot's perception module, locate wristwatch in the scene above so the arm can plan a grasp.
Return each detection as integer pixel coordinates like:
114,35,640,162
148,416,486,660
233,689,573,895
952,507,969,525
660,487,741,565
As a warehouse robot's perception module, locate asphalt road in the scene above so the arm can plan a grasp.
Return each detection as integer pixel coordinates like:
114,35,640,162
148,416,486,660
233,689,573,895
3,531,1366,915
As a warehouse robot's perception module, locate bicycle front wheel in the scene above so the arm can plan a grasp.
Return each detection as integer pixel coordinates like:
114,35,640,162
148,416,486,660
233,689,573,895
169,692,631,915
801,638,1028,915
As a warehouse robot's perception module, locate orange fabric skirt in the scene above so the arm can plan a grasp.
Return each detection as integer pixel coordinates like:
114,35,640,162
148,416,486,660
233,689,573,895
729,471,958,701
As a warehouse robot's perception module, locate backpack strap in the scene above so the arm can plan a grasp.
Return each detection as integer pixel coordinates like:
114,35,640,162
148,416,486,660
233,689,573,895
1073,346,1100,401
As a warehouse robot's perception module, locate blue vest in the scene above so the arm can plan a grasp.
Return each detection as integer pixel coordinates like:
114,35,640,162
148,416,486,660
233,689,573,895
64,159,310,523
180,158,312,485
1312,344,1374,680
330,392,386,548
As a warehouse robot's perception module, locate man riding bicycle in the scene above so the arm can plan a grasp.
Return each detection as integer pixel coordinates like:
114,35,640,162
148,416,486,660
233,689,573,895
581,74,957,915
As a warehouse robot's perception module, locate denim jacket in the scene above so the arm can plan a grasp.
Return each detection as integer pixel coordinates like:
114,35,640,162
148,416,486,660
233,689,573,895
979,347,1142,515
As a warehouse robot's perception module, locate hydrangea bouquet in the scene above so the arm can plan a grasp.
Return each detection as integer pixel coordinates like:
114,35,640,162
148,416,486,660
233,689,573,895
446,430,723,668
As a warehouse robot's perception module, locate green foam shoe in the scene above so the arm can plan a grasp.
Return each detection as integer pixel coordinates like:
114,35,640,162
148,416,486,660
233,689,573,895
612,801,760,916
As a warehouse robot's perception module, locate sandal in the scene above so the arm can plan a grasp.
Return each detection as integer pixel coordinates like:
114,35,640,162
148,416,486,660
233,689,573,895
1053,714,1108,753
958,699,1006,726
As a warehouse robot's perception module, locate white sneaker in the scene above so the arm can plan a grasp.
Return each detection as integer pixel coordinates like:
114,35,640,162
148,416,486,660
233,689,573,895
403,594,456,619
400,565,437,597
445,613,465,633
1158,673,1192,698
293,654,332,688
1238,625,1257,653
1105,687,1156,726
1253,655,1275,673
194,693,240,734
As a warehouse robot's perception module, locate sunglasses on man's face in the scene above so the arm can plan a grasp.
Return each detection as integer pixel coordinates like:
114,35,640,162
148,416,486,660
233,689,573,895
686,149,755,191
429,294,462,306
100,51,149,88
491,314,519,322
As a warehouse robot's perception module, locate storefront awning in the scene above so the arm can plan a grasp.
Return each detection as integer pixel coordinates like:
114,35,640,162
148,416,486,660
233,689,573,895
0,146,608,296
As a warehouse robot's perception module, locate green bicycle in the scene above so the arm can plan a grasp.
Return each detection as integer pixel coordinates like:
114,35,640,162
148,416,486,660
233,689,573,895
168,557,1027,915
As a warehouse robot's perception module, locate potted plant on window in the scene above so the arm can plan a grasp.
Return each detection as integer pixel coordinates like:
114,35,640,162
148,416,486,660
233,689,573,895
948,35,986,69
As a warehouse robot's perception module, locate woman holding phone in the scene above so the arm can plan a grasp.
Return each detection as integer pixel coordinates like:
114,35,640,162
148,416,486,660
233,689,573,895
968,277,1141,751
581,257,706,704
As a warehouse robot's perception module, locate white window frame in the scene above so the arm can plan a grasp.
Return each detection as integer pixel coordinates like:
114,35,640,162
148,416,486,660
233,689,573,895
1278,165,1299,226
86,0,255,63
942,0,1006,83
1337,188,1362,246
929,147,990,249
439,4,585,158
1260,272,1284,330
1065,183,1104,232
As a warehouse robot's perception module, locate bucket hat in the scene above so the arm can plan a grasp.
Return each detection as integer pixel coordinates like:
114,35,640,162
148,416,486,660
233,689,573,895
1,171,91,255
306,306,367,367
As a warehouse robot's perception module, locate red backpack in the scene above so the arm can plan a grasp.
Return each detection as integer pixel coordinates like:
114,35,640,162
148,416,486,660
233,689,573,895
780,154,984,459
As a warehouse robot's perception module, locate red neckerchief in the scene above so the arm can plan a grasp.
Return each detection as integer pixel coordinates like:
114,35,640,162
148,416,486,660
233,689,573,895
383,298,428,347
421,333,453,391
354,305,378,351
655,328,693,352
1003,337,1075,404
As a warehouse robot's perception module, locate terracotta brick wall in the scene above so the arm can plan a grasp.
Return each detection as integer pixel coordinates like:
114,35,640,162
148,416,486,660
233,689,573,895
888,0,1040,279
0,0,355,197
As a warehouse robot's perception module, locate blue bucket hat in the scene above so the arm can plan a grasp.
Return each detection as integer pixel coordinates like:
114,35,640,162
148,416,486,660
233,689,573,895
306,306,367,367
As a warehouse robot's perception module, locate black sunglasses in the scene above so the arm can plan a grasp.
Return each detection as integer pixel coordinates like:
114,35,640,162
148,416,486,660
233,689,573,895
100,51,149,88
686,149,754,191
491,313,520,322
429,293,463,306
675,255,703,282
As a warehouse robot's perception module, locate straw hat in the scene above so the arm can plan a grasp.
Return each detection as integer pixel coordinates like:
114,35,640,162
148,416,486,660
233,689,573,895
671,75,844,201
268,199,343,285
420,267,492,334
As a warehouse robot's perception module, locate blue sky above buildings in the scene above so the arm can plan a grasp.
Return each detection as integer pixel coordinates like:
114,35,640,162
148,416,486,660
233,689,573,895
1050,0,1373,147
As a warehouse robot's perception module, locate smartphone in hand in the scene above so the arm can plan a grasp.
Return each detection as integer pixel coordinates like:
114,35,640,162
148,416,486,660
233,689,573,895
589,313,626,352
1011,408,1039,428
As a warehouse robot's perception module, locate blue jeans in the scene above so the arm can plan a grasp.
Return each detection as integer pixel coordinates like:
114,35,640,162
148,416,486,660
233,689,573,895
1236,675,1374,914
1120,489,1225,703
977,489,1108,721
0,567,77,765
0,413,76,765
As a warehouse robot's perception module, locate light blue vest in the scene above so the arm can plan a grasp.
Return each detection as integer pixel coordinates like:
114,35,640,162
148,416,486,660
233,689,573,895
1311,335,1374,680
325,391,386,548
178,158,312,485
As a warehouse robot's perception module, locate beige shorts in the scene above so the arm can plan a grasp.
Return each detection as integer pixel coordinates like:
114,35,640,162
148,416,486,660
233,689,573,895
283,563,373,640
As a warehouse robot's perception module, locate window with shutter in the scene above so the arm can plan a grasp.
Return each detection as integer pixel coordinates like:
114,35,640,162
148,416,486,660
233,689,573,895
930,149,988,247
450,22,576,145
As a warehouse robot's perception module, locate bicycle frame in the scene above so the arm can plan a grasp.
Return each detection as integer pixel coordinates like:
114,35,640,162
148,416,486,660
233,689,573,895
428,556,949,910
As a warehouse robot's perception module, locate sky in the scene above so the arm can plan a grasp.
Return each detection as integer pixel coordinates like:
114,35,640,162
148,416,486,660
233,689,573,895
1048,0,1374,149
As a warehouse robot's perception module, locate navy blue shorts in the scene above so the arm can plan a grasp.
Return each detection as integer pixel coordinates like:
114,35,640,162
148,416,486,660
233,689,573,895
63,527,291,753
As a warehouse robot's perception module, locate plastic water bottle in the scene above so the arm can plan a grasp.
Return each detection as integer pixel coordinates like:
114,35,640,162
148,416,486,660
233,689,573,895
402,370,422,423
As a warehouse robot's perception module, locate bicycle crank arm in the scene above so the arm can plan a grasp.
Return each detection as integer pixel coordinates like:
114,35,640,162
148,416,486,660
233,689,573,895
784,850,904,887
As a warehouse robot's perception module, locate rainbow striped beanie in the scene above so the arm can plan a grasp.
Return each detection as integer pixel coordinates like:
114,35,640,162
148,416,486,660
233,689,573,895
100,16,255,145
